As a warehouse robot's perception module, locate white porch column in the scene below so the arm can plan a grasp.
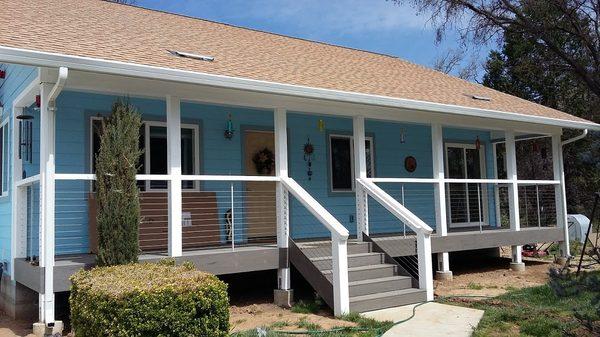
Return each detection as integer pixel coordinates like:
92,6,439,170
417,231,434,301
431,123,452,280
274,108,292,306
38,79,56,323
353,115,368,241
552,133,570,260
166,96,182,257
505,130,524,271
332,236,350,315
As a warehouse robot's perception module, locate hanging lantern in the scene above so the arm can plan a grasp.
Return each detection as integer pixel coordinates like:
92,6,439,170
224,113,234,140
475,136,481,150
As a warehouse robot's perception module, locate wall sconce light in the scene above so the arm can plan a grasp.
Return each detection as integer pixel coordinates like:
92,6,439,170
400,129,406,144
35,95,41,111
475,136,481,150
224,113,234,140
318,119,325,132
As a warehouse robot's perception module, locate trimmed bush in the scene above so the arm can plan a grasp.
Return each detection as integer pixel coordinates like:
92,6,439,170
95,99,142,266
70,260,230,337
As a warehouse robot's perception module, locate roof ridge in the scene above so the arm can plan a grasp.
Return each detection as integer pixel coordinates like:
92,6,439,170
101,0,405,60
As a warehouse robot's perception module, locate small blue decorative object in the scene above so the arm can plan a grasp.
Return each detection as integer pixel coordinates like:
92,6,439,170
224,113,234,140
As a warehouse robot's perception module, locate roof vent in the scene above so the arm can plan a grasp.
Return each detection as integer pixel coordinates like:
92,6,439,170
168,50,214,62
472,95,491,101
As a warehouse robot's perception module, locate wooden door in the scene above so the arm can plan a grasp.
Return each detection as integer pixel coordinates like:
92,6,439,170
243,130,277,242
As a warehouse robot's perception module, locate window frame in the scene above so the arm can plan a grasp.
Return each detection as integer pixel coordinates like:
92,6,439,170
0,117,9,197
89,117,201,192
328,134,374,193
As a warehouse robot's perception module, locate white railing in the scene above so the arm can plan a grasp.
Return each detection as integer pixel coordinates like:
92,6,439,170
356,178,434,300
281,177,350,316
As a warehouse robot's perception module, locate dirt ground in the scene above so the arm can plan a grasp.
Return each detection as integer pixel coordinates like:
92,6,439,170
2,247,598,336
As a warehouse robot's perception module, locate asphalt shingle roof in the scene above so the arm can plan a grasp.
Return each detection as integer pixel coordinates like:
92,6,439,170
0,0,594,126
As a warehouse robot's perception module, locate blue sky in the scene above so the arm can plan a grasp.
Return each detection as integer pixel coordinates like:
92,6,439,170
135,0,488,78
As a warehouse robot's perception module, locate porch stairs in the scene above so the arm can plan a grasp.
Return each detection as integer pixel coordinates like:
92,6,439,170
289,239,426,313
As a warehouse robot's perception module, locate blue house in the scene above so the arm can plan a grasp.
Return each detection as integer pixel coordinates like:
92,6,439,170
0,0,597,323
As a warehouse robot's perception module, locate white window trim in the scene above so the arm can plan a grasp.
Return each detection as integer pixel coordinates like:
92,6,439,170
0,117,9,197
328,134,374,193
89,117,201,192
444,142,489,228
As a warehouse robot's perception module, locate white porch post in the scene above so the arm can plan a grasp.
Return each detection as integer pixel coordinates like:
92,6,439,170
38,78,56,323
431,123,451,280
166,95,182,257
331,236,350,315
505,130,524,271
353,115,368,241
552,133,570,260
417,231,434,300
274,108,292,306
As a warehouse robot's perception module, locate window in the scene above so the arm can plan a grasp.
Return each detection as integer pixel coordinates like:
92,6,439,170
0,119,8,196
90,117,199,191
329,134,374,192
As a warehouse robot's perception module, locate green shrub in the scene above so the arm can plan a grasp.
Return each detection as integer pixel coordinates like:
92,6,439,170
96,99,142,266
70,260,230,337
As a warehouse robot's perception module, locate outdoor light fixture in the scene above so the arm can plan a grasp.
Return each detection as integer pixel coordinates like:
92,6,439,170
35,95,41,110
400,129,406,144
224,113,234,140
318,119,325,132
475,136,481,150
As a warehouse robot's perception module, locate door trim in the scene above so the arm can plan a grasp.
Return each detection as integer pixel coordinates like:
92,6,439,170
444,142,489,228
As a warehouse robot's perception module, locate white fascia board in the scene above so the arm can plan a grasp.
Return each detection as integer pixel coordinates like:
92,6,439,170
1,45,598,131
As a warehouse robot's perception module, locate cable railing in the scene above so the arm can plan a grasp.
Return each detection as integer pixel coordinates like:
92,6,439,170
281,176,350,316
356,178,434,301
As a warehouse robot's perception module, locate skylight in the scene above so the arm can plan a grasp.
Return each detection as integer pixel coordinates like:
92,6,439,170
168,50,214,62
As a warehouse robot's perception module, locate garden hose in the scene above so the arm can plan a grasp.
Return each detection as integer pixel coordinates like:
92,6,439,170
232,295,493,336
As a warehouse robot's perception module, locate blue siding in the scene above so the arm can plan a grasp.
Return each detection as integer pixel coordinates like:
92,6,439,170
5,86,500,256
0,64,37,273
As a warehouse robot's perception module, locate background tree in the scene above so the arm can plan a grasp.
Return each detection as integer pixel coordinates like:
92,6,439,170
394,0,600,213
96,99,143,266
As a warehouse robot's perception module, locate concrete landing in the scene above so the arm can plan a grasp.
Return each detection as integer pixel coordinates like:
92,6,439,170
362,302,484,337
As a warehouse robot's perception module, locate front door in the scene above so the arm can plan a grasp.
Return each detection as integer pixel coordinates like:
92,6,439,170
445,143,487,228
243,130,277,242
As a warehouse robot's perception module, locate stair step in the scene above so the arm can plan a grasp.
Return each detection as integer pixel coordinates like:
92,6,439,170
310,252,385,270
349,276,413,297
350,288,427,313
323,264,398,282
299,242,372,258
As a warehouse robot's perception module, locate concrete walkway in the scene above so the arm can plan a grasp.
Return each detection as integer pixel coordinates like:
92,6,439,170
362,302,484,337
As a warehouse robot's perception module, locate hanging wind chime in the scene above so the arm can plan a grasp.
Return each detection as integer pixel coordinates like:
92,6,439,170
304,138,314,180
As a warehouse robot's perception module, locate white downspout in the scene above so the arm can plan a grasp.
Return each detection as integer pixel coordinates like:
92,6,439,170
39,66,68,325
561,129,588,145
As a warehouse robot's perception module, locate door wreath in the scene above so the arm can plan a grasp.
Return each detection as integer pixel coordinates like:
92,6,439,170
252,147,275,174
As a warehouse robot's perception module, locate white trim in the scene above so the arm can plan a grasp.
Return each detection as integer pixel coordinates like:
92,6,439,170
328,134,374,193
89,117,200,191
166,95,182,257
0,118,9,196
444,142,489,228
54,173,280,182
1,46,597,131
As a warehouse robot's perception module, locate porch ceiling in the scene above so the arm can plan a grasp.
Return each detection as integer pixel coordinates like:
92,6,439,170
61,70,562,135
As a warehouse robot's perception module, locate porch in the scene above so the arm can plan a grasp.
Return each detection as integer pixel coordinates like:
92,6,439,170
9,68,570,320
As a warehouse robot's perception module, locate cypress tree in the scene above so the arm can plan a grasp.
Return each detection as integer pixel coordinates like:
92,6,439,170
96,99,142,266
